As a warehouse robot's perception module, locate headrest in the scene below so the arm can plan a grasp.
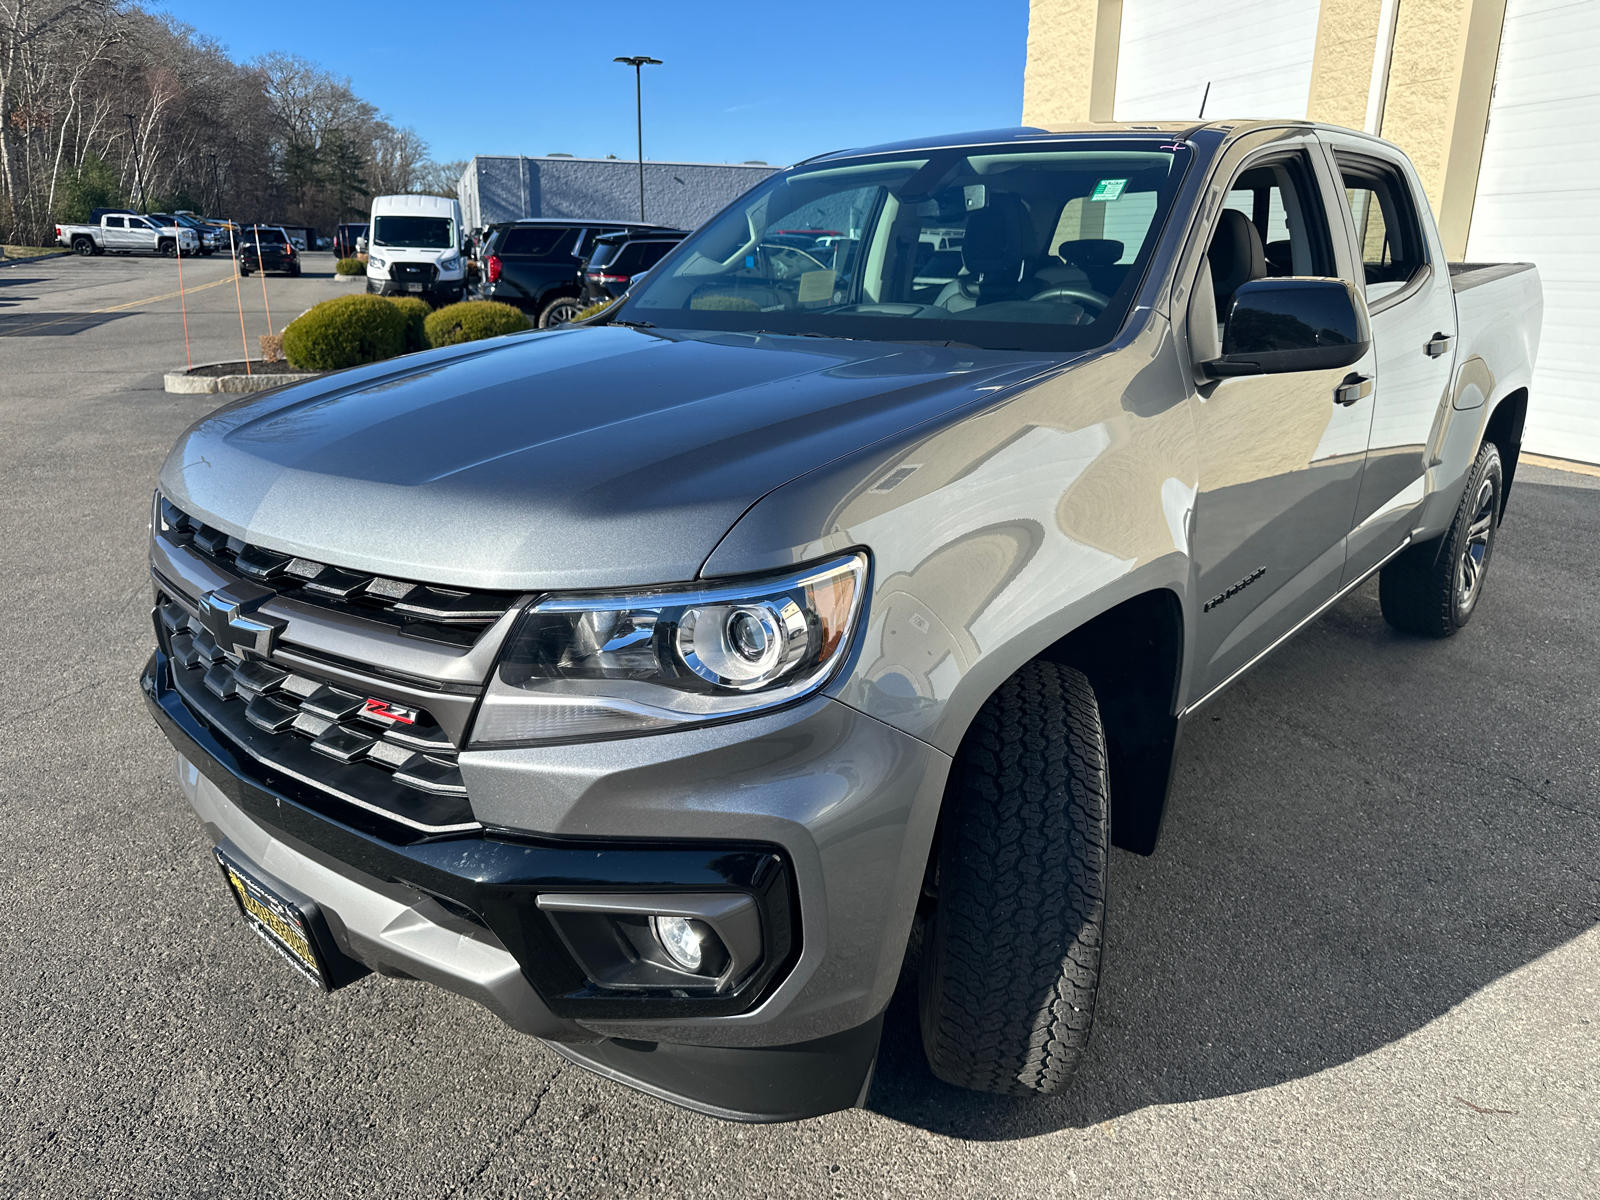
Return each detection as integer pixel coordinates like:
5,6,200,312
962,193,1029,280
1264,239,1293,272
1208,209,1266,298
1058,238,1124,267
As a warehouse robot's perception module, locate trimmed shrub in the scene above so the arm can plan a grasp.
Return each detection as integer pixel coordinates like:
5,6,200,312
282,294,407,371
334,256,366,275
424,300,531,348
387,296,431,353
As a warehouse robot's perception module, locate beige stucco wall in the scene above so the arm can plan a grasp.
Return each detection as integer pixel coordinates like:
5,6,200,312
1305,0,1385,130
1021,0,1122,126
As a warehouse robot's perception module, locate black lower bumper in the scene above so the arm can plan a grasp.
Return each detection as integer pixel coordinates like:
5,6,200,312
370,279,463,302
141,649,883,1121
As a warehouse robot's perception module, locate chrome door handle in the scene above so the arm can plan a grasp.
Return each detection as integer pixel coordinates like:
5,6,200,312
1425,332,1453,358
1335,372,1373,407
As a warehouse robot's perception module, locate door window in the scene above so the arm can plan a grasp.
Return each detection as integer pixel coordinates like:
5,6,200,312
105,217,124,229
499,227,573,257
1334,154,1428,301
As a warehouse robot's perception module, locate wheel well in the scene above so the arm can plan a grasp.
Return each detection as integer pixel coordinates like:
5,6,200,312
1038,589,1184,855
1483,387,1527,519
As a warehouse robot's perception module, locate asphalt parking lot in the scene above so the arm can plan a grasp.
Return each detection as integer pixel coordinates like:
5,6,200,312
1,251,1595,1198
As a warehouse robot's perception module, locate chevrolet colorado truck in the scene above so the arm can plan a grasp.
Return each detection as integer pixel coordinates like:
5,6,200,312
142,121,1542,1122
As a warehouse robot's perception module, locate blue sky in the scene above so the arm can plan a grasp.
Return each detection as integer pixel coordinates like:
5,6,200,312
156,0,1030,167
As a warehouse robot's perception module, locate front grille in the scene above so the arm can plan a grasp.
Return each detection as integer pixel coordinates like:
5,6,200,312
392,261,438,286
159,498,514,648
158,595,479,837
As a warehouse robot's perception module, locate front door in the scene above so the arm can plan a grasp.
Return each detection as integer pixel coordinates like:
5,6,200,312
1186,139,1377,698
1321,136,1461,583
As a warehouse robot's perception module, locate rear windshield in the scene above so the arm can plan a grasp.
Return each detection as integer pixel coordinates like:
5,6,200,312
373,215,455,249
619,139,1191,352
247,228,286,244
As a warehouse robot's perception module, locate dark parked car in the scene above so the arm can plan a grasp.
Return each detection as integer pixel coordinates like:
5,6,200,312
580,229,687,305
333,223,368,259
236,226,300,277
475,219,675,327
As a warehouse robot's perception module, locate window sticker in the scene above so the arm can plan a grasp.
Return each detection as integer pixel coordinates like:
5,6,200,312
798,269,836,303
1090,178,1129,202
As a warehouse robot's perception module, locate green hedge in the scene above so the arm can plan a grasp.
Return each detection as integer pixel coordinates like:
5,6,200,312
388,296,431,353
282,295,407,371
334,256,365,275
423,300,531,347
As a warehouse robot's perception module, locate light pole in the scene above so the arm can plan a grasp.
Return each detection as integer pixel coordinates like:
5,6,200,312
124,113,143,210
613,56,662,222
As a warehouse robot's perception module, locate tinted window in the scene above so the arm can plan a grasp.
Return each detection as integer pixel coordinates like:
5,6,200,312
250,228,287,244
636,241,676,270
372,215,454,249
499,227,572,257
105,217,124,229
622,141,1192,352
1335,154,1427,295
587,239,624,269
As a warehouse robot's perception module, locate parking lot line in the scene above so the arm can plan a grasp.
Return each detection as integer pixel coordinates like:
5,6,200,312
2,272,242,337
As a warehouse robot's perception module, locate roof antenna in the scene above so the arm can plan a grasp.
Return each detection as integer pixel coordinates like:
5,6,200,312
1198,82,1211,119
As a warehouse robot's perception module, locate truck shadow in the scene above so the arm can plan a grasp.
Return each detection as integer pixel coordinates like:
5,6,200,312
865,534,1600,1140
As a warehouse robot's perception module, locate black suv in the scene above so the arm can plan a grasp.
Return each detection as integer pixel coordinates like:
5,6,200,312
475,219,675,327
581,229,687,305
237,226,300,276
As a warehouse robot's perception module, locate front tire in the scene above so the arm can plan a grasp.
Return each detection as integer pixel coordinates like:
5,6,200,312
538,294,583,328
1379,440,1503,637
159,239,177,257
919,660,1109,1096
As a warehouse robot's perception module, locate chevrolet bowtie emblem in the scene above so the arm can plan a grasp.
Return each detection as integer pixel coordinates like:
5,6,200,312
196,582,286,659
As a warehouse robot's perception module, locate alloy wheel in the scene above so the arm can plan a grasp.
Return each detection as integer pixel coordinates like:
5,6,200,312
1455,476,1497,616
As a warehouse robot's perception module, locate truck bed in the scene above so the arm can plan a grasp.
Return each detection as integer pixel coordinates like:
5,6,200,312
1449,261,1537,292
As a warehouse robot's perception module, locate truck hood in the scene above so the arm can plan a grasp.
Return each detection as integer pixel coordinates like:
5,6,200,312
159,325,1060,591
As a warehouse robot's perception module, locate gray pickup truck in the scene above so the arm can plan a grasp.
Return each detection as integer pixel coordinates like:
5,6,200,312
142,121,1541,1122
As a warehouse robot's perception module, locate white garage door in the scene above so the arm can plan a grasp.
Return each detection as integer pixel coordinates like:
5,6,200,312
1113,0,1322,121
1467,0,1600,464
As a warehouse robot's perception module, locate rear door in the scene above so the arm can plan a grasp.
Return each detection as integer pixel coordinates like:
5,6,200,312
495,225,578,305
1184,135,1377,698
1320,134,1460,583
102,216,128,250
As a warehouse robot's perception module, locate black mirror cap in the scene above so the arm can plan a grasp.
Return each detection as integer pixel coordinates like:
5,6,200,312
1207,277,1371,376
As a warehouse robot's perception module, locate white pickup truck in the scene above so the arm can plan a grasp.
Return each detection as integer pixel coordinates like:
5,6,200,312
55,213,200,258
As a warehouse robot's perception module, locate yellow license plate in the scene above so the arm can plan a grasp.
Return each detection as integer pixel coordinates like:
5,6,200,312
216,849,329,990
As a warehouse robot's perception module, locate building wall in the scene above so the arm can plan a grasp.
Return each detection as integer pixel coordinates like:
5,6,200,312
456,157,779,233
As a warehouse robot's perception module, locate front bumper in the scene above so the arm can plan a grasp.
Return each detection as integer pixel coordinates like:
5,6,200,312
143,647,940,1119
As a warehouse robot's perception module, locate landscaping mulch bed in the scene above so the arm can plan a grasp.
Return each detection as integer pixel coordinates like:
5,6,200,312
183,360,317,378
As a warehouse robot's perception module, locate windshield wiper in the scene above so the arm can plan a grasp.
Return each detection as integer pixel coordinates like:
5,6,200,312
751,329,856,340
612,319,656,329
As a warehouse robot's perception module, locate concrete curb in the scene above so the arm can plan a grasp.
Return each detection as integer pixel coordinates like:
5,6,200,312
1,251,71,267
165,361,322,394
333,271,364,284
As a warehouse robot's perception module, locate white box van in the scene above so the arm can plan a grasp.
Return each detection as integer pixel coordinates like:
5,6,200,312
365,194,466,305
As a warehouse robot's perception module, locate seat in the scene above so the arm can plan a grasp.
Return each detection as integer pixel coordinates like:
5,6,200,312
1054,238,1125,295
1208,209,1266,309
936,193,1031,312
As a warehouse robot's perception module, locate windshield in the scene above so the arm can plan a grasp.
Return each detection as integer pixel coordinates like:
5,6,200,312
373,215,455,249
619,139,1190,352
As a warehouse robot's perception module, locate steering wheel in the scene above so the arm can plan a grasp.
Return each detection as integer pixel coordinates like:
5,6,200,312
1026,285,1110,315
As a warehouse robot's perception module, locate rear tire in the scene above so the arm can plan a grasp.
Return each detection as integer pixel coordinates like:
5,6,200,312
538,294,583,328
1379,440,1503,637
72,237,95,257
918,660,1109,1096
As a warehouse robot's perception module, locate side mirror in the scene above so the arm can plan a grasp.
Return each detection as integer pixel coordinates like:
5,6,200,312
1204,278,1370,377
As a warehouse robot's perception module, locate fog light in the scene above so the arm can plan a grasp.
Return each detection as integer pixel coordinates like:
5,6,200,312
652,915,704,971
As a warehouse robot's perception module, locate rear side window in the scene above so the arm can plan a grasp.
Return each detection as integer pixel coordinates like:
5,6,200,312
587,239,624,270
499,227,573,257
636,241,676,270
1335,154,1427,295
105,216,124,228
610,242,675,273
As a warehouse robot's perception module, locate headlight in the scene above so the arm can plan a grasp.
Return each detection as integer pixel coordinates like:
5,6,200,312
369,255,386,271
470,552,868,747
439,253,461,271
